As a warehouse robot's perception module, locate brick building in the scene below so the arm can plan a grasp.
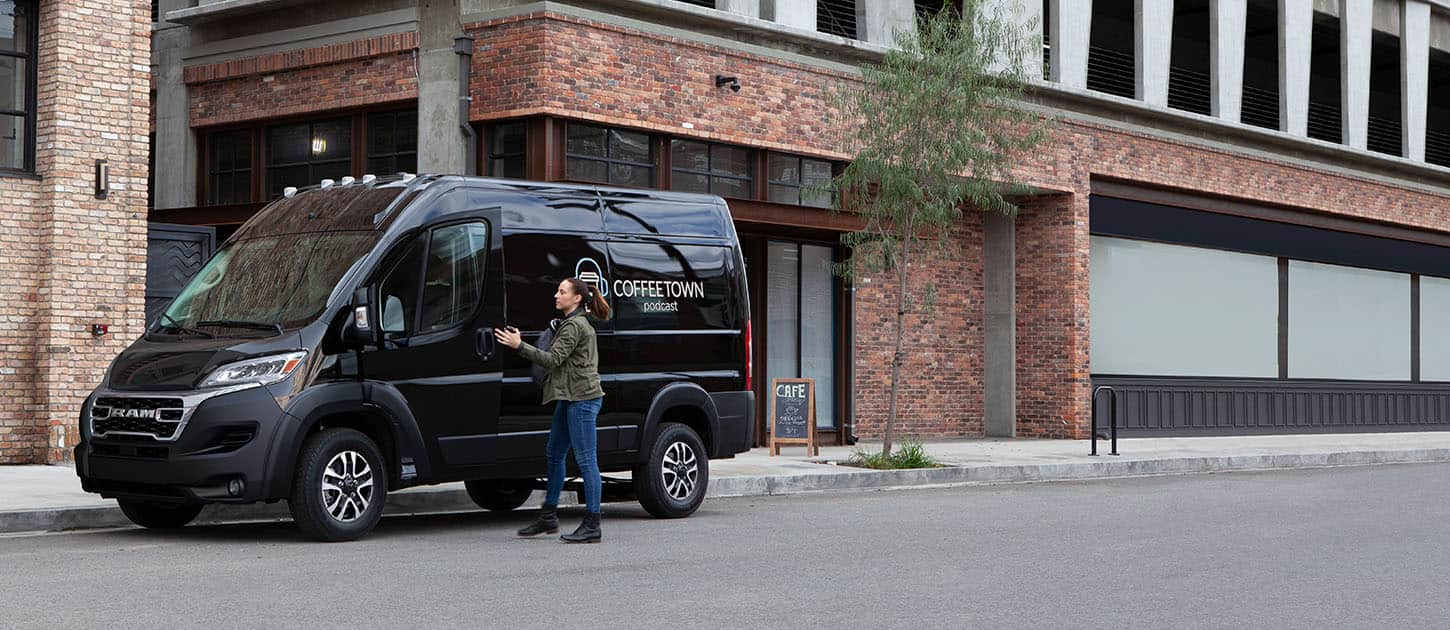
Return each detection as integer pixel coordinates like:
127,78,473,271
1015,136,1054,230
0,0,150,464
10,0,1450,464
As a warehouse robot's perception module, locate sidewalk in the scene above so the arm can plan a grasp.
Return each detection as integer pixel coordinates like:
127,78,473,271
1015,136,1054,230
5,432,1450,534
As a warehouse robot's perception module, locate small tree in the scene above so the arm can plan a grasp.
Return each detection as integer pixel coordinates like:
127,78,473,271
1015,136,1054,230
827,2,1049,456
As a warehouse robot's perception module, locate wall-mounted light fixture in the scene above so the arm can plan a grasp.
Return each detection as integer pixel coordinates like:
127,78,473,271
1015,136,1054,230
715,75,740,92
311,137,328,155
94,159,108,199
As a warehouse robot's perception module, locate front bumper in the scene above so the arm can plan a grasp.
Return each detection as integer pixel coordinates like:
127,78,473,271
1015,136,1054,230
76,385,290,504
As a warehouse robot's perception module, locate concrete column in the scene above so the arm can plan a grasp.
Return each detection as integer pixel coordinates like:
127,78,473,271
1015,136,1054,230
1403,0,1430,160
1280,0,1313,134
153,3,195,209
1341,0,1372,149
983,0,1044,76
861,0,915,47
984,211,1016,438
417,0,467,175
1211,0,1248,122
1136,0,1173,107
772,0,816,31
717,0,759,19
1050,0,1092,89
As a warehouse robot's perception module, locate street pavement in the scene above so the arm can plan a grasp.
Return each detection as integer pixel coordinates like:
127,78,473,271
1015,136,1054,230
2,463,1448,629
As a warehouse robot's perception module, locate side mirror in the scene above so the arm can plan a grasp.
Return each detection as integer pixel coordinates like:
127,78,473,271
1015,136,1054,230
342,287,375,348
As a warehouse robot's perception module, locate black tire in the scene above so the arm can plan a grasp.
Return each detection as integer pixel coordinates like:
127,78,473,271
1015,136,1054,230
635,422,709,518
464,479,534,511
116,499,203,529
287,428,388,542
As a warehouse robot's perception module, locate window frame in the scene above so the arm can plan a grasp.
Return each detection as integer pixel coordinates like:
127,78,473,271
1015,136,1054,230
0,0,38,176
365,108,418,177
766,152,836,208
668,138,754,199
374,219,491,341
563,122,658,188
205,128,255,205
484,120,528,179
264,116,354,199
196,105,419,206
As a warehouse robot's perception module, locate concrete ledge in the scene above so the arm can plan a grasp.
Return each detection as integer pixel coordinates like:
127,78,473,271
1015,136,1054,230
8,446,1450,535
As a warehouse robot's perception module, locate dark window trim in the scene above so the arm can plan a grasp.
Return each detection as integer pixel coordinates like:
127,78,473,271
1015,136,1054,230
0,1,39,174
766,152,837,208
365,109,418,175
196,103,418,206
483,119,528,179
669,138,754,198
562,121,658,187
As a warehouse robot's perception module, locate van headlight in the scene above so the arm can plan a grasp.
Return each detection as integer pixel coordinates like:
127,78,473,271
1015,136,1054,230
198,351,308,389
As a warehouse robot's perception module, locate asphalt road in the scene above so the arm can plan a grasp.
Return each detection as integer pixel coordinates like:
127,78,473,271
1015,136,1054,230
3,464,1449,629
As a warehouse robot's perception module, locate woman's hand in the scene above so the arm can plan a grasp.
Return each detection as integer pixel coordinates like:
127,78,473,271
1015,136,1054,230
495,326,522,349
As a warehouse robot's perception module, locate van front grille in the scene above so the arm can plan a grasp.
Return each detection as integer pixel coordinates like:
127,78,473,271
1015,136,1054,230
91,397,186,440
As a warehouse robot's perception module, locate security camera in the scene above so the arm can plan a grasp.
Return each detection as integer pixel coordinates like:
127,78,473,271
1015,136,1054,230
715,75,740,92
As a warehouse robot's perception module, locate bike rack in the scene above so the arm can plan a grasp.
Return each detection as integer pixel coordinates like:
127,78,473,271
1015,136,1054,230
1090,385,1119,456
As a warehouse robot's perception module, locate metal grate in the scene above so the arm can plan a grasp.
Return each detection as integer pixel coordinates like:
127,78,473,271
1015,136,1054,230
1307,100,1341,143
1428,129,1450,167
1087,45,1135,99
818,0,858,39
1241,84,1280,130
1367,114,1403,157
1167,65,1211,116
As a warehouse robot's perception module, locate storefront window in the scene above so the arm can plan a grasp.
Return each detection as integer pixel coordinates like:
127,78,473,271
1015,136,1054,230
1288,260,1410,380
206,129,252,205
0,1,35,172
766,241,838,428
366,109,417,176
565,123,655,187
266,118,352,198
670,139,752,198
767,153,833,208
487,122,527,179
1090,236,1279,377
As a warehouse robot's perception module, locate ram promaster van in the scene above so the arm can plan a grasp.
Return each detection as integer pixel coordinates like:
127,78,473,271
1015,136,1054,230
76,175,754,541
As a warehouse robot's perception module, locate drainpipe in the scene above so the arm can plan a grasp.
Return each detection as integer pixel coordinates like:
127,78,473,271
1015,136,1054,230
454,35,476,175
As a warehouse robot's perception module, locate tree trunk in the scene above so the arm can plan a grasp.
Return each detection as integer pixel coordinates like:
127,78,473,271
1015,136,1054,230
883,235,912,458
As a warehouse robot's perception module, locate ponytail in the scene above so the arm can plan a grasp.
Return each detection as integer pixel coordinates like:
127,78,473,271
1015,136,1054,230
566,277,612,321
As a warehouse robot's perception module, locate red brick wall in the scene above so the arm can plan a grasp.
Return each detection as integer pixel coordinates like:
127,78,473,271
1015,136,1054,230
0,0,152,464
466,13,854,159
186,32,419,127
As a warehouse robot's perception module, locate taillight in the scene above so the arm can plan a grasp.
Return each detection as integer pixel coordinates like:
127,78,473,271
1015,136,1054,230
744,320,753,391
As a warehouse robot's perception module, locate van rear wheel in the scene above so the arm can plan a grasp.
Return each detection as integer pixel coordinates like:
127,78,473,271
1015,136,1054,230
117,499,203,529
635,422,709,518
288,428,388,542
464,479,534,511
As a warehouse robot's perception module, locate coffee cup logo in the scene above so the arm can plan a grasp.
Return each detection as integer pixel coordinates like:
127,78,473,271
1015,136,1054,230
575,257,608,297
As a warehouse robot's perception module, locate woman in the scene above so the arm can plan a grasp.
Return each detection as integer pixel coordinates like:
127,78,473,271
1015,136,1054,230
495,277,611,544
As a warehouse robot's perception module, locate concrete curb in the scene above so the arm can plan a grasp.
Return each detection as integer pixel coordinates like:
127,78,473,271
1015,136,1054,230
6,447,1450,535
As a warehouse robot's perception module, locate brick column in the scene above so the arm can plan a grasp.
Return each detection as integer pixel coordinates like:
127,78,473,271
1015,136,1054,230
31,0,151,463
1015,192,1090,439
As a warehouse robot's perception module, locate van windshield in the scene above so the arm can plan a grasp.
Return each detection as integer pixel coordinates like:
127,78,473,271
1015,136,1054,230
158,231,379,335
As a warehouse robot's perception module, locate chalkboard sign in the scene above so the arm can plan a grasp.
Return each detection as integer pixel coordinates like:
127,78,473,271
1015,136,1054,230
769,378,818,456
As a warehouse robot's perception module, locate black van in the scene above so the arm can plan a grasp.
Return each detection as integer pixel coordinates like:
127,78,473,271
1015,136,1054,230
76,174,754,541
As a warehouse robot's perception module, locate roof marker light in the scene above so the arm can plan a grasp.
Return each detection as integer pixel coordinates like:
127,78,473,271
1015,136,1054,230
400,173,416,183
361,174,377,185
320,179,335,189
283,187,298,198
340,176,356,186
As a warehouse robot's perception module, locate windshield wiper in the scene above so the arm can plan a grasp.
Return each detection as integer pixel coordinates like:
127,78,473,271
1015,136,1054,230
197,319,285,335
155,313,215,339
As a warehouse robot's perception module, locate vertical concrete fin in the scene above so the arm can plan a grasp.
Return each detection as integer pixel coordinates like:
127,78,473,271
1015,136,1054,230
772,0,817,31
1280,0,1313,135
1212,0,1248,122
983,0,1043,77
862,0,916,47
1136,0,1173,107
1341,0,1372,149
1050,0,1092,89
1403,0,1430,161
417,0,467,175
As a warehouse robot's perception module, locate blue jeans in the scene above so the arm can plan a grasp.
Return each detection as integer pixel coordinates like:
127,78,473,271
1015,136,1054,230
544,397,603,513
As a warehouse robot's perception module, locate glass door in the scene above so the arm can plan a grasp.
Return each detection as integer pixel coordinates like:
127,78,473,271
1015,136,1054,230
765,241,837,429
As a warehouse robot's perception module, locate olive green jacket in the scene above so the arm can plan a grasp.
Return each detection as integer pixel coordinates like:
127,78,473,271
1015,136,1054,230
517,310,604,404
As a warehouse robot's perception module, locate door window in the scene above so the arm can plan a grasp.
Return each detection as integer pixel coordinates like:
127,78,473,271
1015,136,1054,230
420,223,489,332
378,222,489,337
764,241,838,428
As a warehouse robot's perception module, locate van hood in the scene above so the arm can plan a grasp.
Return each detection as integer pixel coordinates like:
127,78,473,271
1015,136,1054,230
106,333,304,391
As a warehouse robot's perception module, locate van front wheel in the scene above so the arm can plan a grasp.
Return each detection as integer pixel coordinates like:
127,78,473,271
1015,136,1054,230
635,422,709,518
288,428,388,542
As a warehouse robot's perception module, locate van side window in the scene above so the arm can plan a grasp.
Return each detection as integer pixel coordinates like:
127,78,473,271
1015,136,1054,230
378,237,426,337
419,223,489,332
